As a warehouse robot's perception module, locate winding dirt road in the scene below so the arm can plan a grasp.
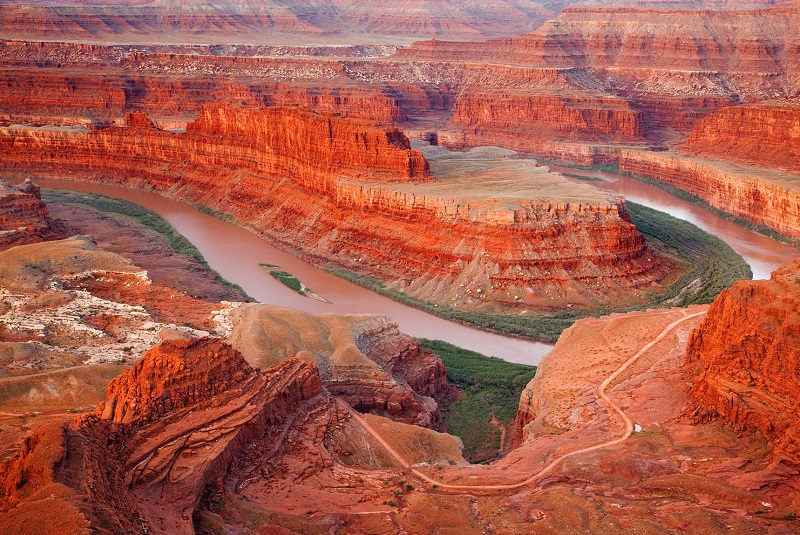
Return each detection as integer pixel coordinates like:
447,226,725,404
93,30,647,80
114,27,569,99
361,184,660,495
348,309,707,491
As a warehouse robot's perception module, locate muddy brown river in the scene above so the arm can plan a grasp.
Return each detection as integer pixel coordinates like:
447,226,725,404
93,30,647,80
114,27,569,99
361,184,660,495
38,169,798,365
38,179,552,365
550,165,799,280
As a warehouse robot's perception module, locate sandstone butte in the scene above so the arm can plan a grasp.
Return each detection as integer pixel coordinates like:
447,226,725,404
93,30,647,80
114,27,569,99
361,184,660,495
0,106,673,313
686,259,800,466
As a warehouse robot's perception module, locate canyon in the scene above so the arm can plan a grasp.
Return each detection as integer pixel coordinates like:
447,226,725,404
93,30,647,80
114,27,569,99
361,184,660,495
0,106,673,315
2,0,800,532
2,260,799,533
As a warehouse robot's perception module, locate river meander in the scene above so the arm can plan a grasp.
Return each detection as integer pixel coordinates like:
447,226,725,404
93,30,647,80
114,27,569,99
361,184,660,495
38,169,798,365
38,178,552,365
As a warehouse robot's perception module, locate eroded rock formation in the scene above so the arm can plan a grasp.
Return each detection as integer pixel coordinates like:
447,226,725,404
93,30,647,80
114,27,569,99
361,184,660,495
684,98,800,173
449,91,643,149
0,338,334,534
227,305,455,429
0,105,672,312
686,260,800,466
0,178,57,250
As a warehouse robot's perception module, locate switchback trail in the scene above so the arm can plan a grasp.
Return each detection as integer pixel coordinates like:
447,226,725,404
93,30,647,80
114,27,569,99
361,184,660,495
348,310,707,491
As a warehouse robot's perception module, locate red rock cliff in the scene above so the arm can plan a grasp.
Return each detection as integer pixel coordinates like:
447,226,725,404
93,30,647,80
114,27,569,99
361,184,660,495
0,337,335,534
683,99,800,173
449,91,643,150
617,149,800,239
686,260,800,466
0,105,672,313
0,177,56,250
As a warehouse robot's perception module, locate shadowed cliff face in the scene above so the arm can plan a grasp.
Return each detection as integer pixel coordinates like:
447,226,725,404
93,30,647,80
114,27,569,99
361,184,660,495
686,260,800,466
0,178,60,250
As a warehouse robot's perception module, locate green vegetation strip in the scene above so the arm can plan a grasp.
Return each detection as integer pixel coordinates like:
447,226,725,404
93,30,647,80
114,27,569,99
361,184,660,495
330,202,750,341
328,268,577,342
627,201,752,306
190,203,239,224
42,189,252,300
268,270,303,292
419,339,536,463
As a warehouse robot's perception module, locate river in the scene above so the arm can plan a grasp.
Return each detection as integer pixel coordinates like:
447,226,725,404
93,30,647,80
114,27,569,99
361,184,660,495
549,165,799,280
37,178,551,365
38,168,798,366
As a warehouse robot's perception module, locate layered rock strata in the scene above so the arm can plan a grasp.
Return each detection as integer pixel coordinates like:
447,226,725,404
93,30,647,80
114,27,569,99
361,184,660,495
0,1,557,43
617,149,800,239
684,99,800,173
0,105,671,312
686,260,800,466
2,338,332,534
0,178,56,250
449,91,643,150
227,305,455,429
0,67,403,125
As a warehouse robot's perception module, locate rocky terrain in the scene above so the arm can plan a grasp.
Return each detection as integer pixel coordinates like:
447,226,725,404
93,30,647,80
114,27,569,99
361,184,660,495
687,260,800,466
3,270,800,533
683,98,800,173
1,1,800,532
0,177,60,249
227,305,455,429
0,106,674,314
0,1,799,245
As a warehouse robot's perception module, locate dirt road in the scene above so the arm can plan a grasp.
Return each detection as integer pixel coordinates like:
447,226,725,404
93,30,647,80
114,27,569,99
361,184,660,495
349,309,707,491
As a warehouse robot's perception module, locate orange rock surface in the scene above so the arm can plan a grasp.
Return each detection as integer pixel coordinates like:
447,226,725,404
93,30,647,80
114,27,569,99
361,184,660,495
0,64,404,126
0,337,333,534
0,106,673,312
684,98,800,173
450,91,642,148
0,178,58,250
617,149,800,239
686,260,800,466
0,0,559,44
228,305,456,429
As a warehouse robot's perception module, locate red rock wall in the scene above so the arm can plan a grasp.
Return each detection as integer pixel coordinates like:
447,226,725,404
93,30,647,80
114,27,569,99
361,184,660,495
617,149,800,239
686,260,800,466
398,5,800,74
450,92,642,147
684,99,800,173
98,338,255,424
0,178,55,250
0,105,672,311
0,67,402,125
